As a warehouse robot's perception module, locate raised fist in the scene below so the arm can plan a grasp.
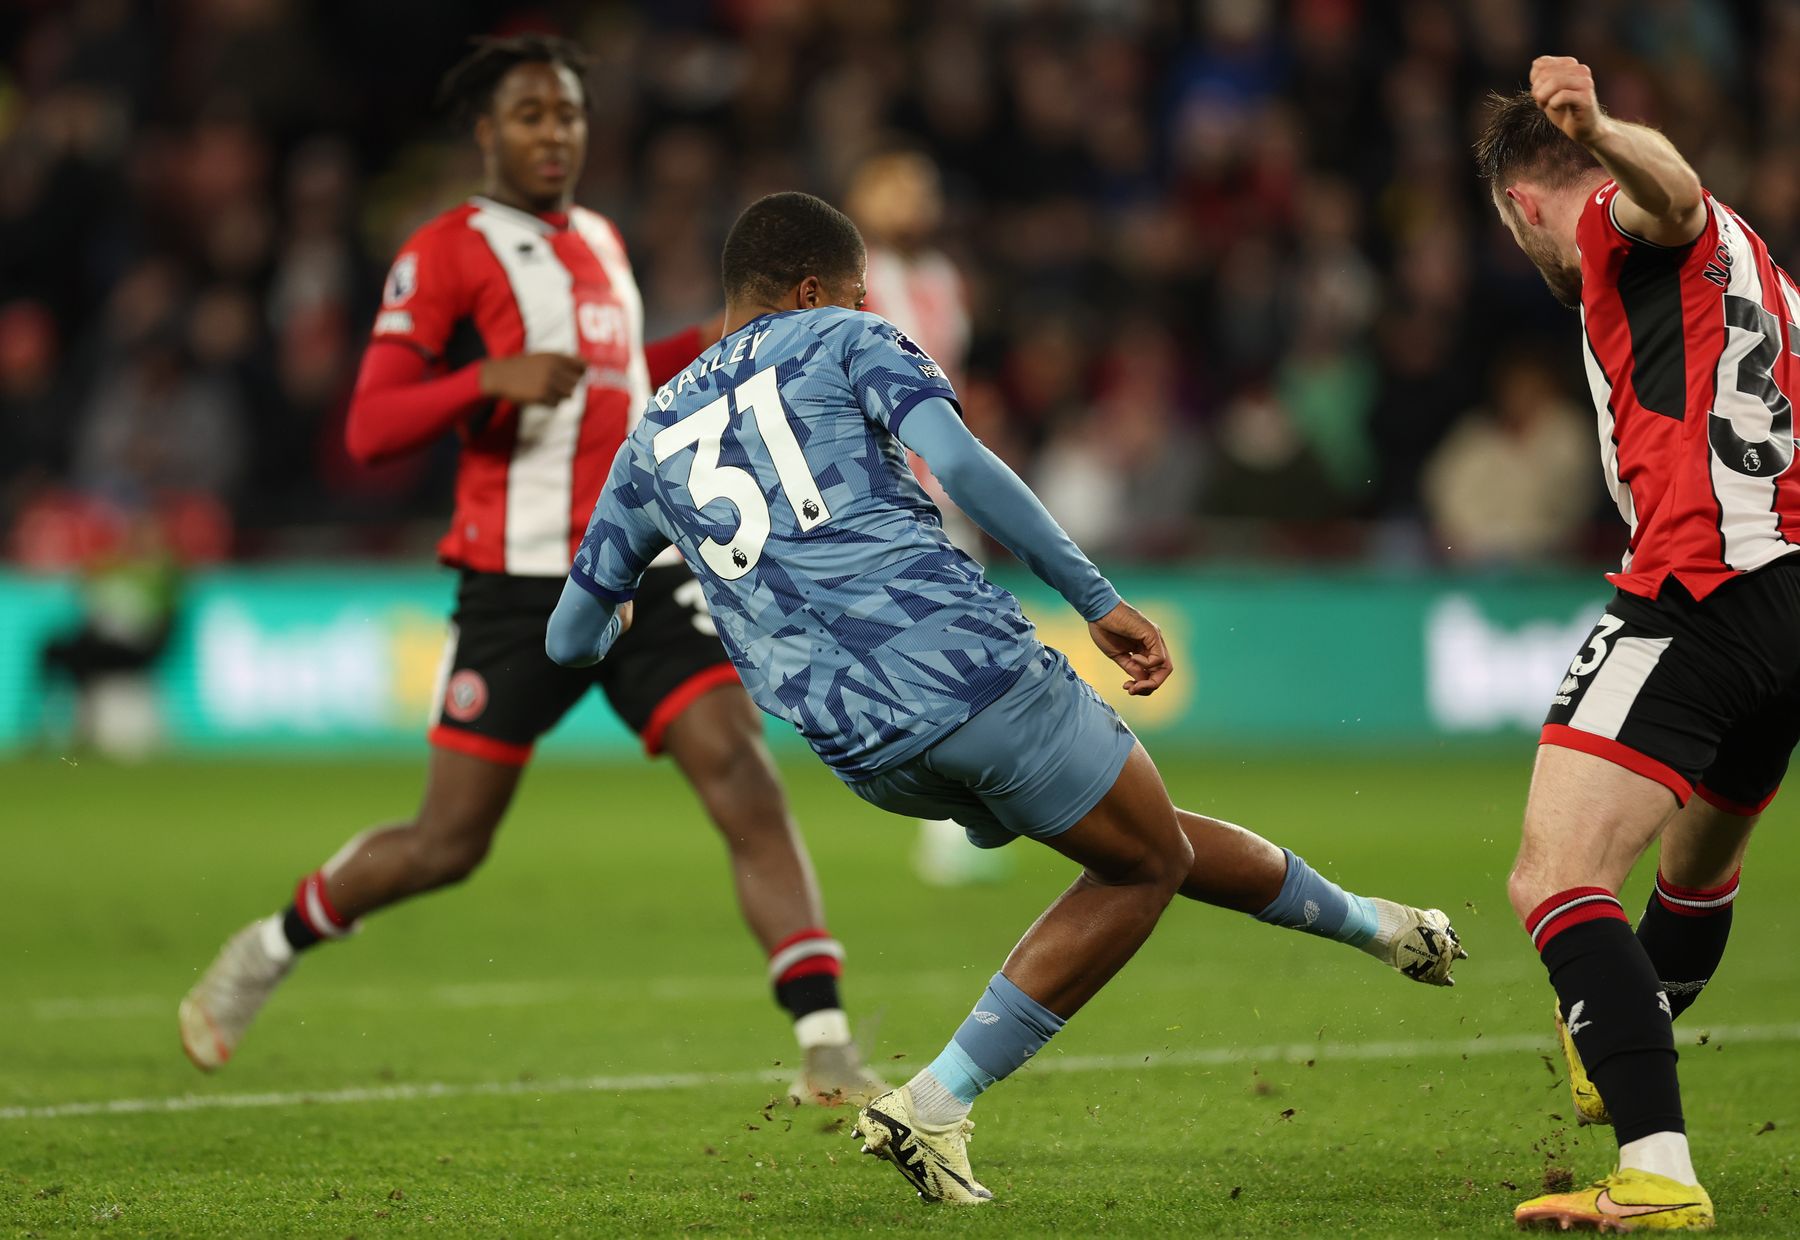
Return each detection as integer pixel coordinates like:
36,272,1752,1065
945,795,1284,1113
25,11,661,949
1530,55,1605,146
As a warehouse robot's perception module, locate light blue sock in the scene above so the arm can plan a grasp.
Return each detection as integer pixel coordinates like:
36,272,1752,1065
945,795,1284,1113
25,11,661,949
1256,848,1379,947
909,972,1066,1122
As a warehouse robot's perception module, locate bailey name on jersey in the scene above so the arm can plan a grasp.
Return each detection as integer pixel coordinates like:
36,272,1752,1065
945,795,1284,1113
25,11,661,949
654,327,778,411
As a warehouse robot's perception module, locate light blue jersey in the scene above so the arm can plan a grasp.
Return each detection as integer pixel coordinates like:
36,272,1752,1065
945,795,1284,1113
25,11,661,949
571,308,1041,778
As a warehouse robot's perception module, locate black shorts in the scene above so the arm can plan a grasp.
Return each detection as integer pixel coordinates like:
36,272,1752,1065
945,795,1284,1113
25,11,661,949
1542,557,1800,813
428,565,740,765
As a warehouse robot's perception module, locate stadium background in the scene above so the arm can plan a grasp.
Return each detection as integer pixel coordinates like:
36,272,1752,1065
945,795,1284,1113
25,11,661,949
10,0,1783,758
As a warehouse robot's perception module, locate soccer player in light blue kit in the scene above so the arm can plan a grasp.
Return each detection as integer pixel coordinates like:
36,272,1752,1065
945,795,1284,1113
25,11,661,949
548,193,1466,1205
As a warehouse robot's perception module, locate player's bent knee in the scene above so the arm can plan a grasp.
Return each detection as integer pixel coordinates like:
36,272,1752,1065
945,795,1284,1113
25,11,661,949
400,815,498,890
1506,851,1589,926
424,833,493,888
1157,827,1196,891
667,690,770,769
1103,821,1191,893
679,721,784,808
1504,865,1540,925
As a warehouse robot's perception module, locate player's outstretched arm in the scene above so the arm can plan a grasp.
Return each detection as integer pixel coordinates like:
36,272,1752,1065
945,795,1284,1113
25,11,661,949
548,441,665,667
1530,55,1705,246
897,397,1167,695
546,582,632,668
897,397,1116,616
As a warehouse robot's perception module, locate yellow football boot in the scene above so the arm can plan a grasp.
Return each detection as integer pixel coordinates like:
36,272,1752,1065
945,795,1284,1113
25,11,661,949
1515,1167,1712,1231
1556,1000,1612,1126
852,1086,991,1204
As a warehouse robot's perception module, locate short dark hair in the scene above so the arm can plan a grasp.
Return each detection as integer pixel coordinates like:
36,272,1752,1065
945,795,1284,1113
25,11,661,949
1473,90,1602,190
436,34,589,131
721,192,866,305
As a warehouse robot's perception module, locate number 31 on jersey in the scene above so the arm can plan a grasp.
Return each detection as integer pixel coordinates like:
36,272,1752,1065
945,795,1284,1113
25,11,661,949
650,365,832,581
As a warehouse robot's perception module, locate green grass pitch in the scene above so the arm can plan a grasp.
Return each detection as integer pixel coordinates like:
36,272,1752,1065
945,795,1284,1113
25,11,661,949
4,749,1797,1237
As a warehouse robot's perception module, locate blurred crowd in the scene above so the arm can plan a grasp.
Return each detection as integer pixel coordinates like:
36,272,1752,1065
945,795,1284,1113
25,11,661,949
0,0,1792,571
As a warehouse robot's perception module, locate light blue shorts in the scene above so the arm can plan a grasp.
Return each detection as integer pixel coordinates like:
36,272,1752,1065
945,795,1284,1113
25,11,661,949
847,645,1138,849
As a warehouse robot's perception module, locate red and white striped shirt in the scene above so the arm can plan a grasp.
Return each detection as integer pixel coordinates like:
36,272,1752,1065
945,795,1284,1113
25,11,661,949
369,197,653,577
1579,180,1800,600
862,245,969,385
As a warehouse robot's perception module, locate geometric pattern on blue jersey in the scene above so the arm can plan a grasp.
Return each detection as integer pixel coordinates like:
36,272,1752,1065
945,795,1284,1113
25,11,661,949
572,306,1039,778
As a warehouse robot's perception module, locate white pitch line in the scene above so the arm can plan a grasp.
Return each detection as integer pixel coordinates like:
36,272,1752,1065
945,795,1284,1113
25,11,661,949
26,995,170,1021
19,971,975,1022
27,957,1800,1023
6,1022,1798,1124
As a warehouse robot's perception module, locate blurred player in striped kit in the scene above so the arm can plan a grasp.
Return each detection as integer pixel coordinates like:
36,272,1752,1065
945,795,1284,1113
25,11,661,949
179,35,883,1106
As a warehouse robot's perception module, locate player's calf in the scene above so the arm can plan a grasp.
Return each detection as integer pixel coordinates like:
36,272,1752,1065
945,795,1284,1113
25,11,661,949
888,756,1187,1126
663,690,885,1102
1508,747,1700,1189
891,971,1065,1139
1633,792,1754,1022
1527,887,1694,1183
281,817,489,950
1220,835,1466,985
1636,868,1739,1021
1173,810,1466,983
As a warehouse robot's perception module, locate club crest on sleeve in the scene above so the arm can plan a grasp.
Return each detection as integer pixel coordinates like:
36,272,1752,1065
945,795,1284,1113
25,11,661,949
444,669,489,722
384,253,419,306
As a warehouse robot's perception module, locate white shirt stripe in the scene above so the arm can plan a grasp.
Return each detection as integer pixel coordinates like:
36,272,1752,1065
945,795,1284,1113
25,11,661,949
570,208,683,569
1580,316,1636,571
570,209,649,427
1707,203,1790,572
1568,634,1673,740
469,205,587,577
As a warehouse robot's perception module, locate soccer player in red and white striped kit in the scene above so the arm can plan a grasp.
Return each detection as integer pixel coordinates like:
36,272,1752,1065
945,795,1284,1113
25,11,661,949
179,34,885,1105
1479,57,1800,1229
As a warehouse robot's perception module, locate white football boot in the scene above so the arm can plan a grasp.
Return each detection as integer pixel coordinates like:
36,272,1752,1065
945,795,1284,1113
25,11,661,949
789,1041,891,1108
178,920,291,1070
1363,903,1467,986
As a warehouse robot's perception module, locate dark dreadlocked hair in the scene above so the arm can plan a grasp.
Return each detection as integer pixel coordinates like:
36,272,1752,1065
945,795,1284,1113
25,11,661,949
1473,90,1602,192
435,34,590,131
